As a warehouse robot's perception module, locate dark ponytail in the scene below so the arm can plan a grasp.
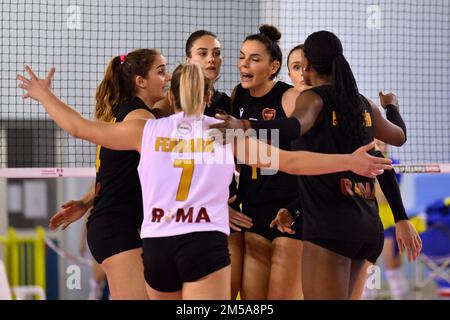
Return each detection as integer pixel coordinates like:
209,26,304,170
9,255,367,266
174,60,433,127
304,31,366,149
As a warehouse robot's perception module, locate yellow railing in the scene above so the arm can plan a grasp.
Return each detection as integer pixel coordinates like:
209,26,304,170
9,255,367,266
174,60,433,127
0,226,46,300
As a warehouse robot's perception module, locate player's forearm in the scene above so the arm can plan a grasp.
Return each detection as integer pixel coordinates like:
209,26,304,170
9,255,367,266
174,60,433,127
385,104,407,144
234,137,352,175
280,150,353,175
39,91,89,139
374,151,408,222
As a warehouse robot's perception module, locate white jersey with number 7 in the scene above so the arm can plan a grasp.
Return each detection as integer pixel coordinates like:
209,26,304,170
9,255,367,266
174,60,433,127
138,112,234,238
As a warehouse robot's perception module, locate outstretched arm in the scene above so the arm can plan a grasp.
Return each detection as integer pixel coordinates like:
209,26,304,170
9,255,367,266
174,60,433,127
17,66,144,152
232,137,392,178
276,141,391,177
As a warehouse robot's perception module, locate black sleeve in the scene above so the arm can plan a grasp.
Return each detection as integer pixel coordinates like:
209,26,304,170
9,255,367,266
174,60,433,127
374,151,408,223
249,117,301,141
386,104,407,142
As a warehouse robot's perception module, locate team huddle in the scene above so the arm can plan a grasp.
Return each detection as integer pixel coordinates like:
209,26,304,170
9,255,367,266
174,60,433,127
17,25,422,300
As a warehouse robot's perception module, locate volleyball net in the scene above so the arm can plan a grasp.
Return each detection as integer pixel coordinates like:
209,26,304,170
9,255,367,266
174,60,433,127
1,0,449,177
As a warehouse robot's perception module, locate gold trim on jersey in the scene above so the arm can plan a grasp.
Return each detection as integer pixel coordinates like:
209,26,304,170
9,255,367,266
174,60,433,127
332,110,372,127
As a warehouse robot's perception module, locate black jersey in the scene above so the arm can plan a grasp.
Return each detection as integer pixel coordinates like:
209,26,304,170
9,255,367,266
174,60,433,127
233,81,299,206
89,96,152,227
203,89,232,117
292,85,381,243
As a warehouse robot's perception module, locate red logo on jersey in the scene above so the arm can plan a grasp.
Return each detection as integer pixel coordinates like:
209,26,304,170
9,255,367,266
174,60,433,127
262,108,276,120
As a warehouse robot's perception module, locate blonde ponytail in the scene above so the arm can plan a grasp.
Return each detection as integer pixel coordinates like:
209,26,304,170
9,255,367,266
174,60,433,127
179,63,205,116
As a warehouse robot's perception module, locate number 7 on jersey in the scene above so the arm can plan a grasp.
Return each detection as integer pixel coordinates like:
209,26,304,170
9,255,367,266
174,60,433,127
173,159,194,201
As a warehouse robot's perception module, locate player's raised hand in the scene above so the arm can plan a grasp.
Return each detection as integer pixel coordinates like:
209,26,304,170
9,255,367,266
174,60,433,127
17,65,55,101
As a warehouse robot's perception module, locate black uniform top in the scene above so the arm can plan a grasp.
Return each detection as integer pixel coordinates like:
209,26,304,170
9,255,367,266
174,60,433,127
89,96,152,228
204,89,232,117
292,85,381,243
233,81,299,206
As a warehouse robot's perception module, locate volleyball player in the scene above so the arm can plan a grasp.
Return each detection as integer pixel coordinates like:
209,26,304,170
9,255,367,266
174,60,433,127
280,44,420,299
212,30,421,299
223,25,307,300
49,49,171,299
22,63,234,299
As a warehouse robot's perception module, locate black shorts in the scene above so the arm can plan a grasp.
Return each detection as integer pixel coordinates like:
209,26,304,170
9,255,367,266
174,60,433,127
87,214,142,264
243,198,303,241
142,231,231,292
306,226,384,264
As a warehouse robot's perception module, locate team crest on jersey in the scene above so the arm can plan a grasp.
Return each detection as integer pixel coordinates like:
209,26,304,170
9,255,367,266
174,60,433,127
239,107,244,118
177,121,192,135
262,108,276,120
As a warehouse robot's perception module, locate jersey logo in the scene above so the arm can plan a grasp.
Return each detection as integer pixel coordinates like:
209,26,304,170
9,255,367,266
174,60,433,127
239,107,244,118
177,121,192,135
262,108,276,120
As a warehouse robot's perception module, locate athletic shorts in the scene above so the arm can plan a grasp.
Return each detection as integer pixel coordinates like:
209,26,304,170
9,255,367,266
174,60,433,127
87,214,142,264
243,198,303,241
142,231,230,292
306,225,384,264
